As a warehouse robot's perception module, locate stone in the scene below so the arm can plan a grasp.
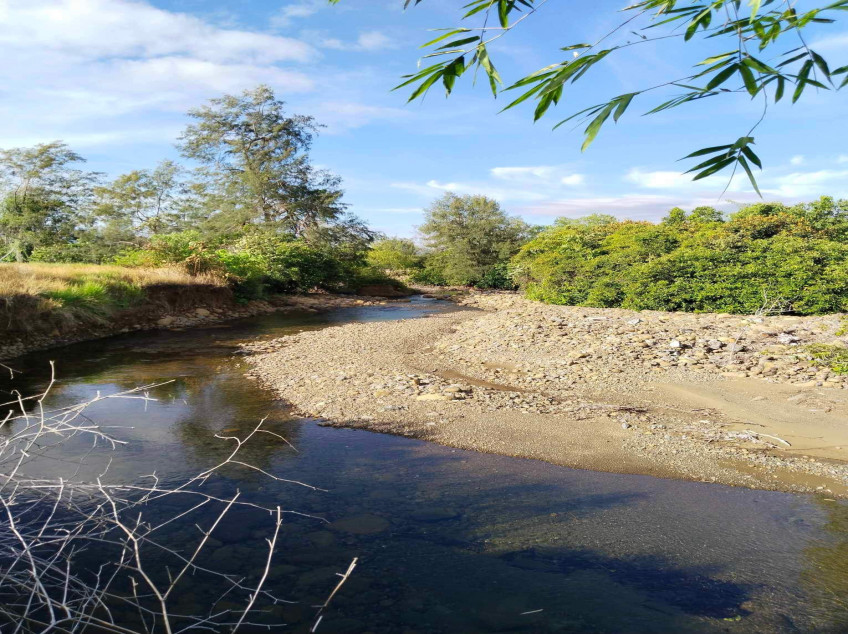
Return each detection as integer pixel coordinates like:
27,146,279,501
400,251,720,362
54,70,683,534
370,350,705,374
195,308,211,317
156,316,175,327
416,393,452,401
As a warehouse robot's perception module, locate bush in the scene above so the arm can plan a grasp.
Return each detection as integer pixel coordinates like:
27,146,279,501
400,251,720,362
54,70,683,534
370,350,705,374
368,238,422,272
513,197,848,315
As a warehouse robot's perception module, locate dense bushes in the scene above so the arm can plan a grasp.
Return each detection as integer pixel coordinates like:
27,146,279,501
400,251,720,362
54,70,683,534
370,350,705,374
512,197,848,315
113,229,406,301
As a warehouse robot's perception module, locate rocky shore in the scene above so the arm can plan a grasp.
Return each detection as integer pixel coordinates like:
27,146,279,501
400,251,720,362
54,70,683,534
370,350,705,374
245,292,848,496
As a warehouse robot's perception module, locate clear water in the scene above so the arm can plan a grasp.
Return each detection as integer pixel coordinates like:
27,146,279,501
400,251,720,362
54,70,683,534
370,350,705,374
3,298,848,633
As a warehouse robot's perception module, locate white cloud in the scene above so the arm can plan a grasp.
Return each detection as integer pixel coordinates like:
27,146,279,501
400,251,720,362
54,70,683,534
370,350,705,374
308,30,397,52
626,169,696,189
763,169,848,198
271,0,326,28
0,0,326,149
811,32,848,51
356,31,395,51
790,155,805,166
0,0,314,64
310,102,408,133
561,174,585,186
490,165,585,186
838,155,848,164
625,168,744,192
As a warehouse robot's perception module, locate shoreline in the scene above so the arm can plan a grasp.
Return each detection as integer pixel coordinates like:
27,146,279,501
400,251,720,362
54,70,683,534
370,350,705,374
0,292,415,362
245,291,848,497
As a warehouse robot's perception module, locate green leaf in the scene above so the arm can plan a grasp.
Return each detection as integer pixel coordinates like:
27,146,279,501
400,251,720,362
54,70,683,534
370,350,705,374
775,75,785,101
682,144,734,159
421,29,472,48
498,0,510,27
477,45,502,97
692,155,737,180
706,64,739,90
738,63,758,96
741,145,762,169
613,93,636,122
581,102,616,151
436,36,480,51
738,155,762,196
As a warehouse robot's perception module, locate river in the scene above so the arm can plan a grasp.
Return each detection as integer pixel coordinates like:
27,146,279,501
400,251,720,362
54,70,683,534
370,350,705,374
2,297,848,633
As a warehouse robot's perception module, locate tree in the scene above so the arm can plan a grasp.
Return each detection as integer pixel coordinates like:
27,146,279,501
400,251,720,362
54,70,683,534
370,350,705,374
418,192,532,285
0,142,98,261
342,0,848,193
178,85,346,235
93,160,188,236
368,238,423,271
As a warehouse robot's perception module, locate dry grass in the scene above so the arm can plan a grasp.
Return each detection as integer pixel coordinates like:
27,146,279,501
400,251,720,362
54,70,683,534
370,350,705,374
0,263,229,337
0,263,225,298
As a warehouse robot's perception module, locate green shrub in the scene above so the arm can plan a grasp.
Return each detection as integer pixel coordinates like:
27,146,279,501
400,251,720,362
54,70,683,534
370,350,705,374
368,238,422,272
807,344,848,374
513,197,848,315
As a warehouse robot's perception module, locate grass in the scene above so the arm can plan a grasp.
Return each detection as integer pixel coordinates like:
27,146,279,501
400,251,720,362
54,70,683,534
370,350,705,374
1,263,227,333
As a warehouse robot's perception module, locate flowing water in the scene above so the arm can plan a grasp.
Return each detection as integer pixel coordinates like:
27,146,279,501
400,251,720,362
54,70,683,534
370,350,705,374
3,298,848,633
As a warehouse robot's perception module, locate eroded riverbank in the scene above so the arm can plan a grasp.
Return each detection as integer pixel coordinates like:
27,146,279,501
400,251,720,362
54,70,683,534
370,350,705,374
245,292,848,496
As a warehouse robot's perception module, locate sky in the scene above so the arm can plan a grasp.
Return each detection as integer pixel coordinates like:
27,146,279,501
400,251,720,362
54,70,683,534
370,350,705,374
1,0,847,237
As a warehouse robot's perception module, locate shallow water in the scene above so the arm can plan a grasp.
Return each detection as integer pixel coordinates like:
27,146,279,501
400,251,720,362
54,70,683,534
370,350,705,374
3,298,848,633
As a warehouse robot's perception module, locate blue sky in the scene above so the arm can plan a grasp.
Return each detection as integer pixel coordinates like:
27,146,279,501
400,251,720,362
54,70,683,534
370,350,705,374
1,0,847,237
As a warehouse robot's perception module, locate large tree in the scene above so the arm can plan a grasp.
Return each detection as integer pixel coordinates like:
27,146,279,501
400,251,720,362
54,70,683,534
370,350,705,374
178,85,347,235
0,142,98,261
419,192,533,285
336,0,847,193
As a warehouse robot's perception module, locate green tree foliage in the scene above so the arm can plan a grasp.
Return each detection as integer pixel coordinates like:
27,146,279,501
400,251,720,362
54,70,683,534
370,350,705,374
415,193,533,287
348,0,848,192
0,142,98,262
178,85,346,235
368,238,423,271
93,160,192,236
512,196,848,314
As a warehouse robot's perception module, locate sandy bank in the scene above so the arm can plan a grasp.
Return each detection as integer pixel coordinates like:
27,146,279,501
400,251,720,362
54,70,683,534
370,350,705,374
245,292,848,496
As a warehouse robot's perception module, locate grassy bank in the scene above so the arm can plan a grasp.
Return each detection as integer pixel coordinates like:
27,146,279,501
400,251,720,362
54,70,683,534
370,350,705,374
1,263,230,340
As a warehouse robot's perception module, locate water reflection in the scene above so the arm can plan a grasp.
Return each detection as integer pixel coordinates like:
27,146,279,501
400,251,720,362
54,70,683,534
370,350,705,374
2,300,848,632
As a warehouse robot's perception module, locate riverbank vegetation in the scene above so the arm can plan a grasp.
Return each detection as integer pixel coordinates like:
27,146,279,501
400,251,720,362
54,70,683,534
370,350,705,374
369,195,848,315
0,262,226,333
512,198,848,315
0,86,405,303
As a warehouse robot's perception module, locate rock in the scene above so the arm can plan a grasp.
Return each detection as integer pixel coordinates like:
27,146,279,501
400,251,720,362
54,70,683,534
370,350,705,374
416,393,452,401
778,333,800,344
669,340,683,349
156,316,175,327
621,423,632,429
195,308,211,317
705,339,724,351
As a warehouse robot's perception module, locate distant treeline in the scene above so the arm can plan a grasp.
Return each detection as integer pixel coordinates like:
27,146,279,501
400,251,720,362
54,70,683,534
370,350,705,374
372,195,848,315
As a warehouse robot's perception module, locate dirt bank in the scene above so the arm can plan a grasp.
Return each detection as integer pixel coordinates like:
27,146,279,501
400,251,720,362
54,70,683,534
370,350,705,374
0,292,404,362
245,292,848,496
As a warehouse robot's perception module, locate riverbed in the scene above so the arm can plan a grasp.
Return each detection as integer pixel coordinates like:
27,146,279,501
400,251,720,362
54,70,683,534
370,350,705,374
3,298,848,633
